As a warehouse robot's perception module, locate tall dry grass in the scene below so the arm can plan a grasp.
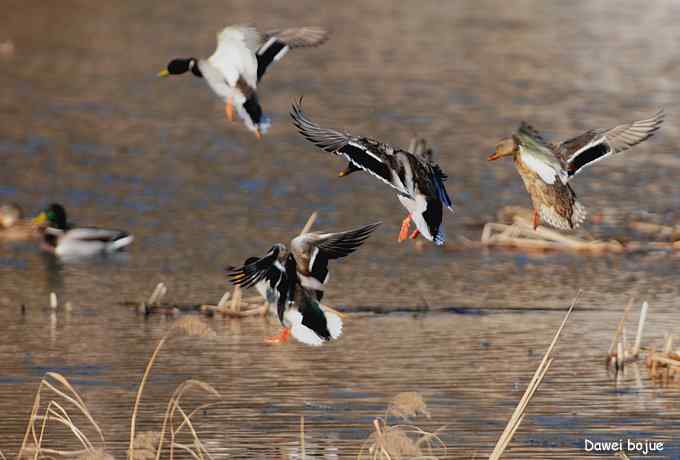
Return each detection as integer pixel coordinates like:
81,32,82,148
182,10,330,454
14,316,219,460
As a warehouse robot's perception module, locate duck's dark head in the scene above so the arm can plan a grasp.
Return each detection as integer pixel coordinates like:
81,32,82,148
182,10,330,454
488,135,519,161
158,58,202,78
33,203,67,230
338,162,361,177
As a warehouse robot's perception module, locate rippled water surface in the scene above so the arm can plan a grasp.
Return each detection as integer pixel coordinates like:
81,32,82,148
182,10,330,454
2,0,680,458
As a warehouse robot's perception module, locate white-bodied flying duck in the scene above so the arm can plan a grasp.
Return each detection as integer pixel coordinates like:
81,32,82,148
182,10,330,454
159,25,328,138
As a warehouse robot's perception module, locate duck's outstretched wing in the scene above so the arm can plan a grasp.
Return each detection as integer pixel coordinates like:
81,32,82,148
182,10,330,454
256,27,328,82
290,222,381,288
558,109,664,179
290,99,410,196
226,245,285,289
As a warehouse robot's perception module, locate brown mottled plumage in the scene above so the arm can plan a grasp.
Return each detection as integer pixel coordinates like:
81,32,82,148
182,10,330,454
489,110,663,231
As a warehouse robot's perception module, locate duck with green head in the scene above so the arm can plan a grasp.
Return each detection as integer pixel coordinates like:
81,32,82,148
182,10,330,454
488,110,664,230
159,25,328,138
32,203,134,258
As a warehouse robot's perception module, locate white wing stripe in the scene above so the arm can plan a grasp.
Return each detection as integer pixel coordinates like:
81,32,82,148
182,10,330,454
348,141,386,163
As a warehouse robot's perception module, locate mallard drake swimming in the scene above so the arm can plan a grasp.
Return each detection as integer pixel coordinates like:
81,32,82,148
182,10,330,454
488,110,664,230
227,222,381,346
0,203,37,241
290,99,453,245
32,203,134,258
159,25,328,138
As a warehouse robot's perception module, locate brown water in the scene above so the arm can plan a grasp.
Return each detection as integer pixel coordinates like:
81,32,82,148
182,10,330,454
2,0,680,458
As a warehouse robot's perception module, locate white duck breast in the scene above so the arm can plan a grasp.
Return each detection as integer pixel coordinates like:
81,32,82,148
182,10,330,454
208,26,259,88
283,303,343,346
398,194,434,241
519,145,563,185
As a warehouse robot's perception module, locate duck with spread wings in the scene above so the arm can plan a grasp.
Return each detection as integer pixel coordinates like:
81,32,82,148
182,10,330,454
227,222,381,346
159,25,328,138
290,99,453,245
488,110,664,230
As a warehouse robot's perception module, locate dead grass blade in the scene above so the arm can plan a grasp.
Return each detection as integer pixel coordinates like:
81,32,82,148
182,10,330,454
155,380,220,460
488,291,579,460
17,372,104,460
129,336,168,459
299,212,318,236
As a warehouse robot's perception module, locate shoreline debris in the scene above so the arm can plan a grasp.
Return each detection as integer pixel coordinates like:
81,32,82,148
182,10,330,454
469,206,680,254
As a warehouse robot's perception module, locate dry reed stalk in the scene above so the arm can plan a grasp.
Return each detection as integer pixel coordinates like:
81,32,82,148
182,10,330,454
608,298,634,357
154,379,220,460
17,372,105,460
320,304,346,319
147,283,167,307
632,301,648,357
229,285,241,313
49,293,58,309
479,210,628,253
128,317,215,460
216,291,230,308
488,292,579,460
607,299,650,369
300,415,305,459
299,212,318,236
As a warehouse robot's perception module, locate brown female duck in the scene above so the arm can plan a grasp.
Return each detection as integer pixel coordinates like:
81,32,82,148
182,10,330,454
488,110,664,230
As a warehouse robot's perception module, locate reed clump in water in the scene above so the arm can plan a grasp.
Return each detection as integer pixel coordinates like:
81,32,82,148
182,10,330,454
645,334,680,383
474,206,680,254
606,299,648,371
14,316,219,460
128,316,219,460
358,392,445,460
136,281,268,318
17,372,105,459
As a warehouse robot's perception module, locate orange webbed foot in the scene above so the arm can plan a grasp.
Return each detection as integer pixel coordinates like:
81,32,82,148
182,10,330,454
532,209,539,230
409,229,420,240
264,327,290,344
398,215,412,242
225,97,234,122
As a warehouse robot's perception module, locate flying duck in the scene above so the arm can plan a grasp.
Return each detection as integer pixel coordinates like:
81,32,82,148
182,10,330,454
227,222,381,346
488,110,664,230
32,203,134,259
159,25,328,138
290,99,453,245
